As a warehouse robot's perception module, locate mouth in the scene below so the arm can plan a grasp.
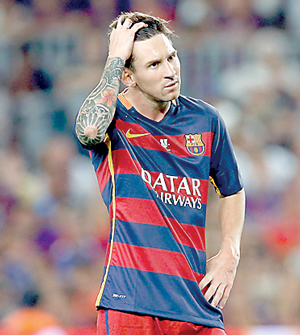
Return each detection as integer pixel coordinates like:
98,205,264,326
165,80,179,89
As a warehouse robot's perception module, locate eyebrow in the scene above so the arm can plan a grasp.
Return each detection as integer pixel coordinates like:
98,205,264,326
145,58,161,67
144,50,177,67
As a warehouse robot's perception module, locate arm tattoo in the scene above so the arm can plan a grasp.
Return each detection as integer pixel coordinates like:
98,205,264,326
75,57,125,146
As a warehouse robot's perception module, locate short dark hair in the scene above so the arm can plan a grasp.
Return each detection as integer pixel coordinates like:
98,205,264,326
108,12,174,70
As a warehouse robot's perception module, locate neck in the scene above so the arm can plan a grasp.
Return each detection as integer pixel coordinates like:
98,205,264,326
124,88,171,122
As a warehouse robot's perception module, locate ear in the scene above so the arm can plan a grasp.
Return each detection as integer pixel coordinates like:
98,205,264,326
121,68,136,87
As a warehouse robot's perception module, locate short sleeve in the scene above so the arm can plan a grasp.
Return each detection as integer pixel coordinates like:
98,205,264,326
209,113,243,196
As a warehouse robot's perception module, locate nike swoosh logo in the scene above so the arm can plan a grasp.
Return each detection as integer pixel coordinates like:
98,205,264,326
126,129,150,139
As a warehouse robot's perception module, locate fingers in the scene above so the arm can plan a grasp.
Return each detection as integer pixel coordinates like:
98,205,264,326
130,21,148,33
199,274,211,291
116,17,131,29
210,284,226,308
199,275,232,309
109,18,148,60
115,18,148,32
219,285,231,309
200,275,218,305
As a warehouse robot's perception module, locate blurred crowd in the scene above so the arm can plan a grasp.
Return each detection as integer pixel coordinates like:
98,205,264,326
0,0,300,330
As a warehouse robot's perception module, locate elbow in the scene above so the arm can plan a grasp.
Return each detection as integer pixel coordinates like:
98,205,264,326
75,122,104,147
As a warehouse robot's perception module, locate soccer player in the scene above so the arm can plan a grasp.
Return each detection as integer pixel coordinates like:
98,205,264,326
75,12,245,335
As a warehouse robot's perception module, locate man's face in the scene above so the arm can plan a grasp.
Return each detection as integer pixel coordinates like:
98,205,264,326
129,33,181,103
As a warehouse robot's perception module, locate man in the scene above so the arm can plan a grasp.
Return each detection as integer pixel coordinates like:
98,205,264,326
75,12,245,335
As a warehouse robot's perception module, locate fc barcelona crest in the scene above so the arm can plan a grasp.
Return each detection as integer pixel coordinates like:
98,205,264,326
185,133,205,156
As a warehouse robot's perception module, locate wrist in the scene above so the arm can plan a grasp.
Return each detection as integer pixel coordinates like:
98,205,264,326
220,239,241,259
103,57,125,77
108,54,127,63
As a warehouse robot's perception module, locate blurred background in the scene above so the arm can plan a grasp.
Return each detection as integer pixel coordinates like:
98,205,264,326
0,0,300,334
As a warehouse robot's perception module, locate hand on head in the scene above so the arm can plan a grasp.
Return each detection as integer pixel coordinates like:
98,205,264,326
108,17,147,61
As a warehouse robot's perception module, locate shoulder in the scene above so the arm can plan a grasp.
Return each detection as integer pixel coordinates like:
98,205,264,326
178,95,220,119
177,95,228,135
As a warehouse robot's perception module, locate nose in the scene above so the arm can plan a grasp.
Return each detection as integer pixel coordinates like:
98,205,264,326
164,61,176,78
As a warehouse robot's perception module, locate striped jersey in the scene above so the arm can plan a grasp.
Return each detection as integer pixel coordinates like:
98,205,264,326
81,92,243,329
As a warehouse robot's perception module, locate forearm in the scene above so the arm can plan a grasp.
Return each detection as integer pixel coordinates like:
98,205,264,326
199,188,245,307
219,188,245,259
75,57,125,146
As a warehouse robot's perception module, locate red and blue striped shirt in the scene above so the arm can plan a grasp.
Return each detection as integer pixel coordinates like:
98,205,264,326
82,93,243,329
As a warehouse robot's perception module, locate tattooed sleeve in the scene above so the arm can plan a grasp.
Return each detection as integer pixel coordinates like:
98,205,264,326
75,57,125,146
